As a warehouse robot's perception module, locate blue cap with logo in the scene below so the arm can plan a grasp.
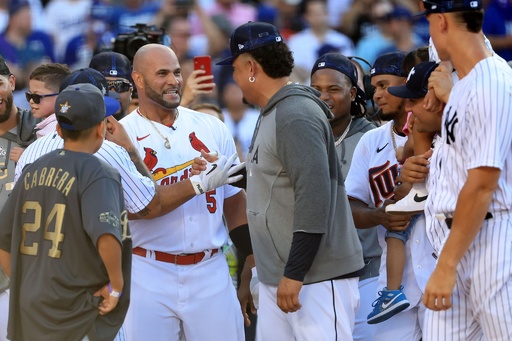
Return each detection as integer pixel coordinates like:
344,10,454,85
419,0,482,16
388,61,439,99
56,83,110,131
217,21,283,65
311,53,366,104
60,68,120,116
371,51,408,78
89,51,132,81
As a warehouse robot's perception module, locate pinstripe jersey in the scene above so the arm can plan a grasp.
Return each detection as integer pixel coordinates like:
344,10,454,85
15,131,155,214
427,55,512,220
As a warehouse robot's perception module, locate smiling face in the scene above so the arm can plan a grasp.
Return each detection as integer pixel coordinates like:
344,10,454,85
404,97,443,134
310,68,355,122
133,46,183,110
371,74,406,122
0,74,15,123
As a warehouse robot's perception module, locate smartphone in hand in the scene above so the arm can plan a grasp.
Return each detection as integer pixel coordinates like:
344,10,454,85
193,55,214,91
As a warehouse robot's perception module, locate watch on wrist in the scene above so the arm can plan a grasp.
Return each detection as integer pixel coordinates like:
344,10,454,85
108,282,122,298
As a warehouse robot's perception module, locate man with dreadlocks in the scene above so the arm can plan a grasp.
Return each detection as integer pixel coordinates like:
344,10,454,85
310,52,381,341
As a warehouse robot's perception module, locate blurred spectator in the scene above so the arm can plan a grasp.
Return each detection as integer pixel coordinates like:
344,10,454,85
191,0,256,36
483,0,512,62
376,6,425,56
190,102,225,121
220,80,258,161
354,1,395,71
44,0,92,62
326,0,352,31
109,0,159,34
274,0,304,40
288,0,354,83
0,0,8,32
0,0,54,87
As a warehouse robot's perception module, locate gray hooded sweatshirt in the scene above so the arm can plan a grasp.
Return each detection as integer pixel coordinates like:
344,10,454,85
246,84,364,286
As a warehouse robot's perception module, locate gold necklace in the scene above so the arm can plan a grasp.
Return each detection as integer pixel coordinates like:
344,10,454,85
390,122,398,155
137,108,179,149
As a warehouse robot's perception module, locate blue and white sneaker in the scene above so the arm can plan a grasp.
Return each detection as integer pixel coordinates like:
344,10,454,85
367,287,410,324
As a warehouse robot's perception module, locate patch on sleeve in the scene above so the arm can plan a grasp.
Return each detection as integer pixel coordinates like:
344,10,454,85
98,211,121,229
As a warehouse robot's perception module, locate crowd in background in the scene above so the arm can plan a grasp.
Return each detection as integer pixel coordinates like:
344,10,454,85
1,0,512,151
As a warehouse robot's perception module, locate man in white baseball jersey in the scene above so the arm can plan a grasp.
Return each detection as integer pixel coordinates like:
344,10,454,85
419,1,512,340
121,44,248,341
345,51,435,340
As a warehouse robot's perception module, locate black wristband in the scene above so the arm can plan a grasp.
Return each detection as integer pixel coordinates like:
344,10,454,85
229,224,253,259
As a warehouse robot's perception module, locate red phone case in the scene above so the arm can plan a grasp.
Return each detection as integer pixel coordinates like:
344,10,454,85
193,56,213,89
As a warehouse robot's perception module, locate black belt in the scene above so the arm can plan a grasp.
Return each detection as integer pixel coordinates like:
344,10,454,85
445,212,493,229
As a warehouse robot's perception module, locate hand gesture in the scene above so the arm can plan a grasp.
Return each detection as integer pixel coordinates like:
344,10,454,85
181,69,216,108
189,153,245,195
94,284,120,315
9,147,24,162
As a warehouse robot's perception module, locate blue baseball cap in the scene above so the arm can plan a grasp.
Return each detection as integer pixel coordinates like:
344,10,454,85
418,0,482,16
371,51,408,78
60,68,120,117
56,83,108,131
89,51,132,82
388,61,439,99
311,53,366,104
217,21,283,65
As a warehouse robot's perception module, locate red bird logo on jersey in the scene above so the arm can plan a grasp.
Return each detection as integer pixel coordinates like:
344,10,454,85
189,132,210,153
143,147,167,174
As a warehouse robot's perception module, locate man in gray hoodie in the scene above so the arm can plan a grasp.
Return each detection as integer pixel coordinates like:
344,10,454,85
218,21,364,340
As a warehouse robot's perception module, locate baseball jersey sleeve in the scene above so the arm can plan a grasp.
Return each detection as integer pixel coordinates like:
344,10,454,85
0,182,18,252
81,175,125,246
345,133,372,205
464,76,512,171
95,141,156,214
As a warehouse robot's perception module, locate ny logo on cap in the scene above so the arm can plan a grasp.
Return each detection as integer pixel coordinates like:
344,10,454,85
407,68,416,82
238,44,245,50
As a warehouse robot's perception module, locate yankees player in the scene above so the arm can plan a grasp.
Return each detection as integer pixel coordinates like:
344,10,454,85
310,52,381,341
217,22,364,340
121,44,248,341
345,51,435,339
0,83,130,341
0,55,38,341
419,1,512,340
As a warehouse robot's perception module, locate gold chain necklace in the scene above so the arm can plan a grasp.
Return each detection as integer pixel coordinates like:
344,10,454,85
334,118,352,147
137,108,179,149
390,122,399,155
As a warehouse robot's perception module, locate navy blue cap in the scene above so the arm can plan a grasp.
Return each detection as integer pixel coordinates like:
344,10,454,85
217,21,283,65
419,0,482,16
0,55,10,76
388,61,439,99
311,53,366,103
89,51,132,82
60,68,120,116
56,83,110,131
371,51,408,78
8,0,29,16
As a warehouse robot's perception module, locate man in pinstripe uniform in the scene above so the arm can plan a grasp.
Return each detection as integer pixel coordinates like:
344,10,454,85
420,1,512,340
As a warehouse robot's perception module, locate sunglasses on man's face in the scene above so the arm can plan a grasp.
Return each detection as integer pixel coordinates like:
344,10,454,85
107,80,132,93
25,92,59,104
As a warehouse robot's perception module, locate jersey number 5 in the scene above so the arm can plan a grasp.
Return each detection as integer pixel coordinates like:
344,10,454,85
206,190,217,213
20,201,65,259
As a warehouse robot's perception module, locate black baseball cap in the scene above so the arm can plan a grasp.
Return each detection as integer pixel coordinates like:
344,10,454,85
216,21,283,65
371,51,408,78
388,61,439,99
0,55,10,76
418,0,482,16
60,68,120,116
56,83,111,131
311,53,366,103
89,51,132,81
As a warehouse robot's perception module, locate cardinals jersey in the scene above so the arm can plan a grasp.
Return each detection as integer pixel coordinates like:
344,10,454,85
345,121,435,309
120,106,241,253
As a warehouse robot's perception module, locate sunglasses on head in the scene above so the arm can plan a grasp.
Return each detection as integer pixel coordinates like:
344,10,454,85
25,92,59,104
107,80,132,93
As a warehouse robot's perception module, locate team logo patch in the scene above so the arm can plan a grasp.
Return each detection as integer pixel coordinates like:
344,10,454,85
407,67,416,82
189,132,210,153
59,101,71,114
99,211,121,229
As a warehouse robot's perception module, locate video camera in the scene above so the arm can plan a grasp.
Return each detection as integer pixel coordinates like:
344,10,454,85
113,23,169,62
